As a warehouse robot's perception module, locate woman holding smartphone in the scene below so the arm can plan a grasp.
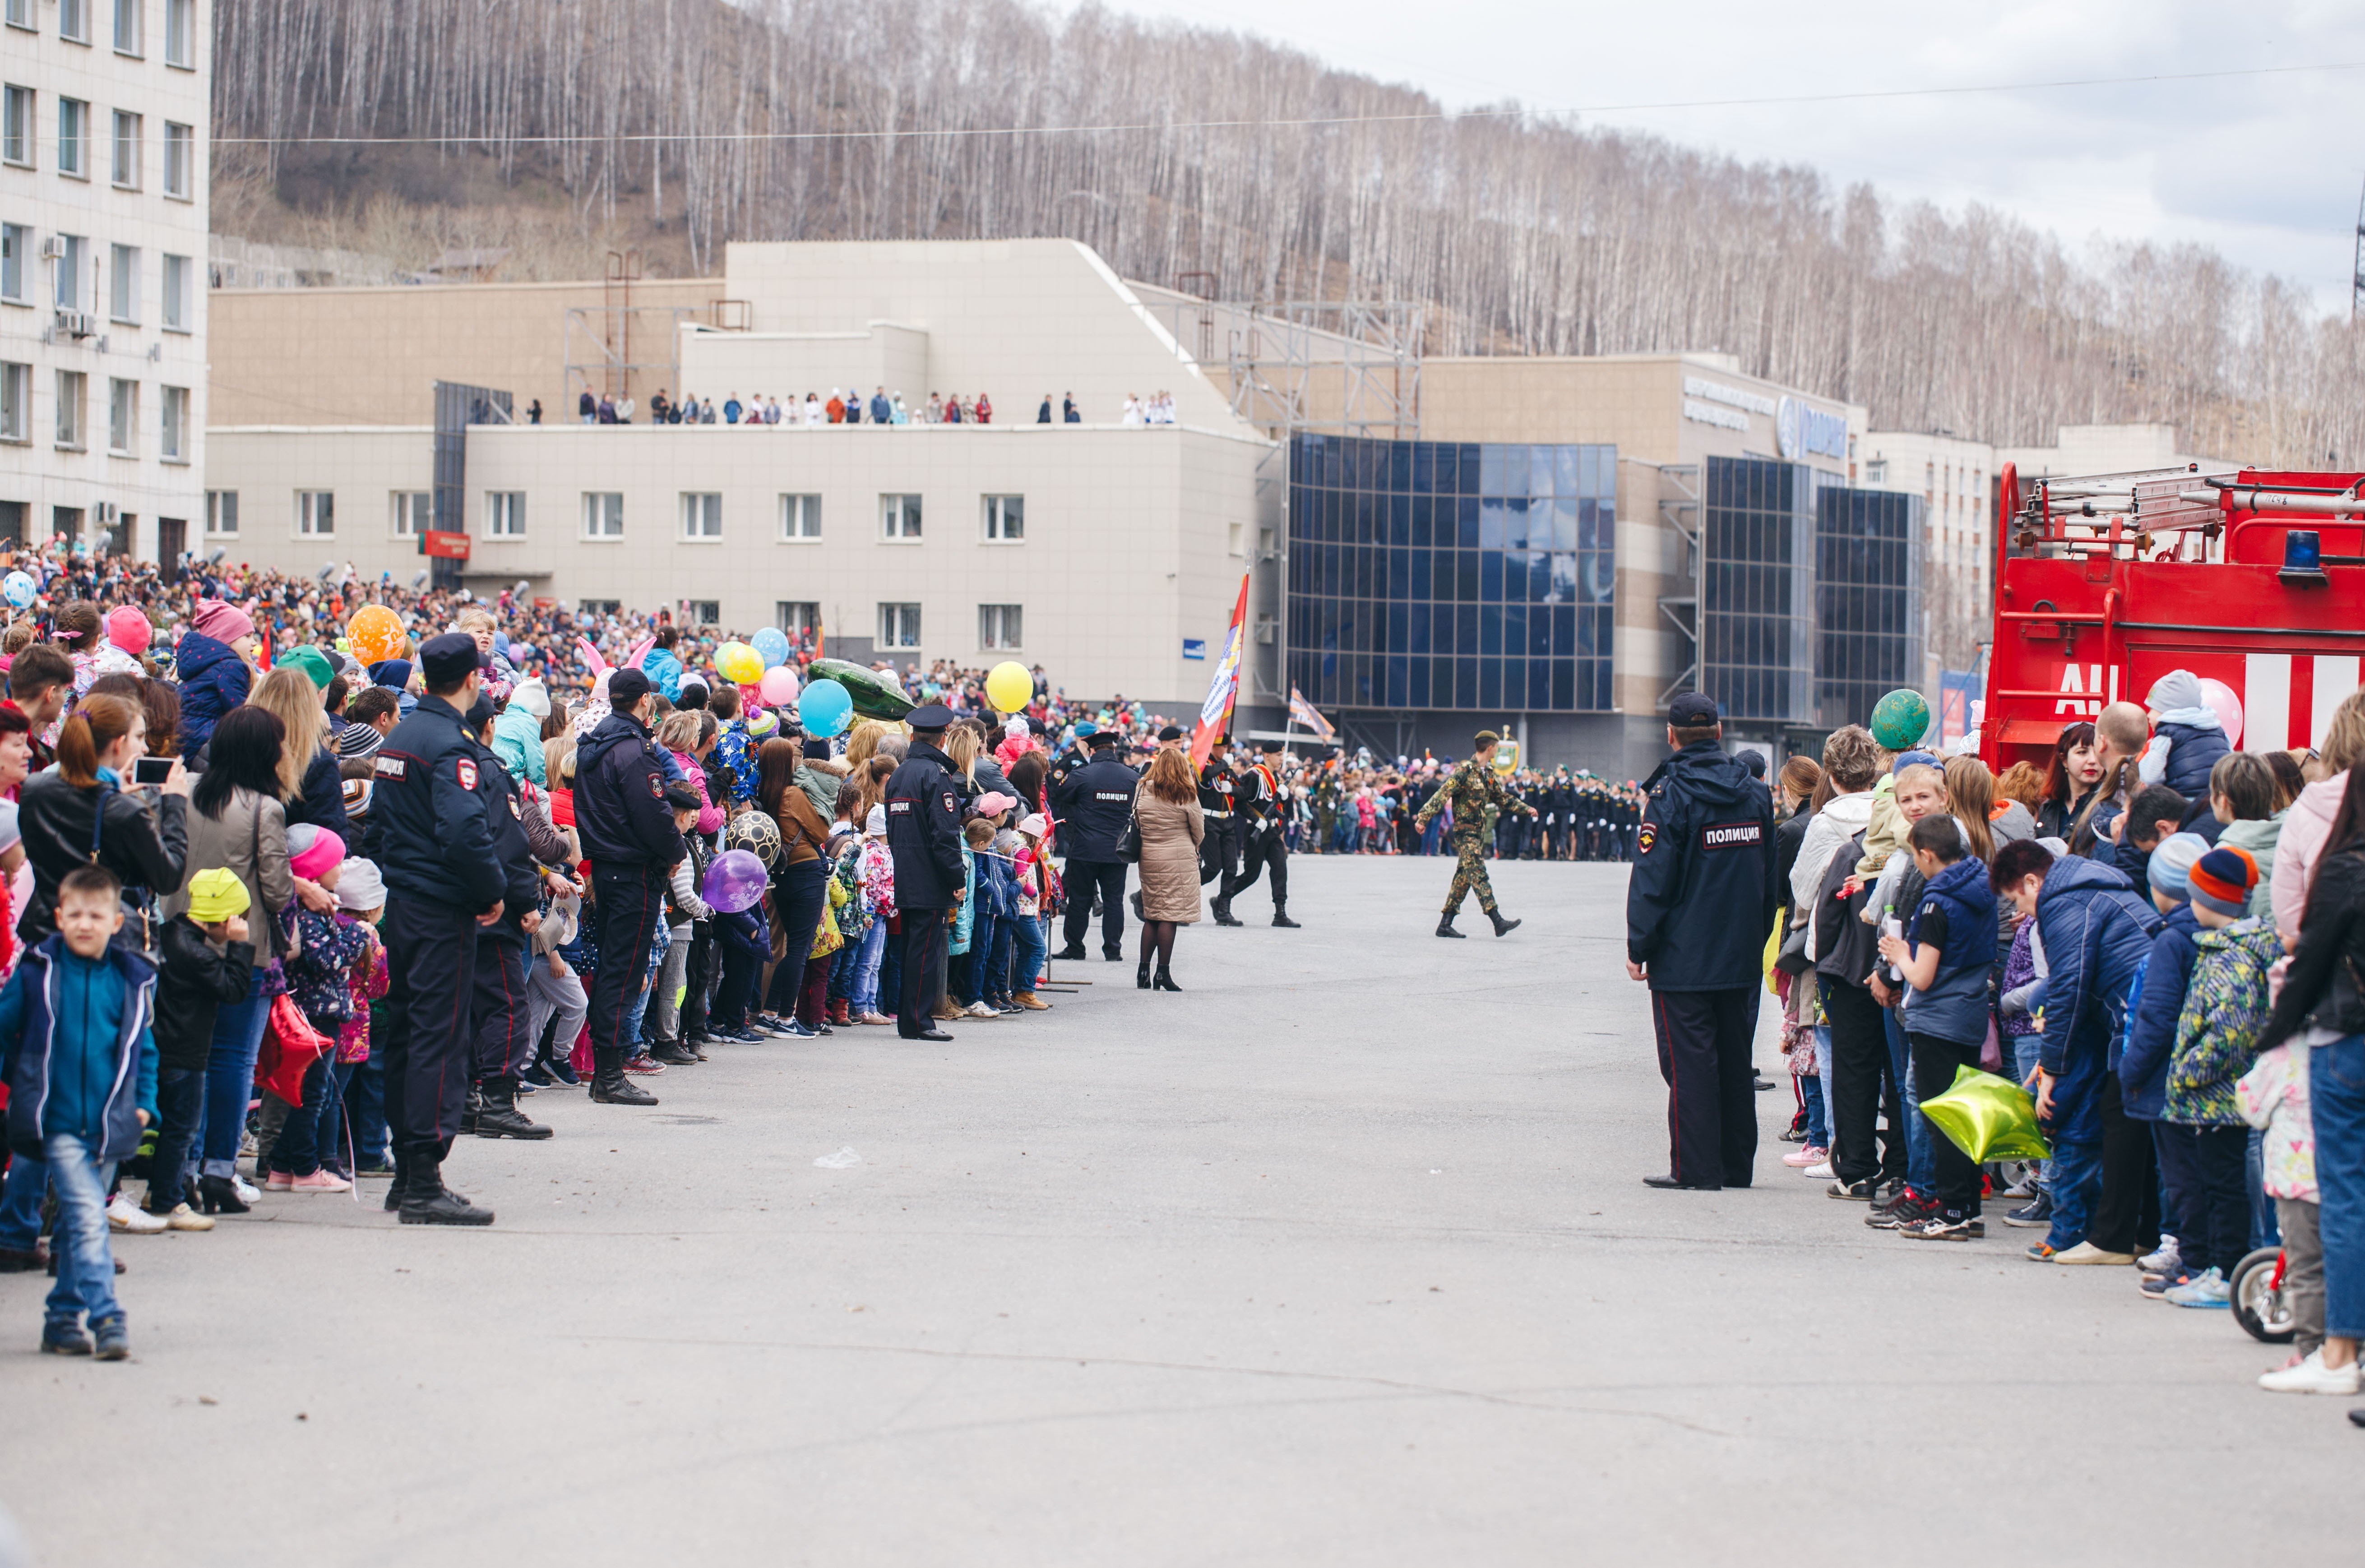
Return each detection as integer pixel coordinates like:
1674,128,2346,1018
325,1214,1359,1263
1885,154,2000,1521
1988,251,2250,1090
14,692,191,949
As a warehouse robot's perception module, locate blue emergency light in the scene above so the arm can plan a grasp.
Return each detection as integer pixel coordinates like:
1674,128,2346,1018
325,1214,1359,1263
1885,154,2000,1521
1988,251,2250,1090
2279,529,2328,587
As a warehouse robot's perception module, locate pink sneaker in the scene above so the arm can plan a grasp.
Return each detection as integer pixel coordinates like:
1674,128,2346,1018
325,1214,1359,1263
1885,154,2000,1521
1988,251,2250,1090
287,1170,352,1193
1782,1145,1828,1169
263,1171,294,1191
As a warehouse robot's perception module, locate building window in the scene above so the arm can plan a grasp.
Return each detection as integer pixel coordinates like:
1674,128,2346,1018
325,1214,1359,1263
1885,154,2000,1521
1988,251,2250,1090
978,604,1023,651
0,361,27,443
52,235,84,310
3,0,28,30
389,491,430,536
107,243,137,323
776,601,818,639
680,492,722,540
163,0,190,65
578,599,620,618
484,491,526,538
982,494,1024,541
1228,522,1245,557
60,0,88,45
112,0,140,55
162,122,190,199
297,490,335,536
160,384,186,461
879,493,922,540
161,254,188,330
877,602,922,649
1865,458,1887,486
54,370,85,448
779,493,820,541
205,490,236,535
582,491,623,538
0,224,22,301
111,110,139,188
106,377,135,454
687,600,719,627
1,87,28,167
58,99,88,179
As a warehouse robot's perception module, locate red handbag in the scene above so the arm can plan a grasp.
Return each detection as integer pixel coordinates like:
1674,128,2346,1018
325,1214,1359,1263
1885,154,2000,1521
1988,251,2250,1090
254,994,333,1105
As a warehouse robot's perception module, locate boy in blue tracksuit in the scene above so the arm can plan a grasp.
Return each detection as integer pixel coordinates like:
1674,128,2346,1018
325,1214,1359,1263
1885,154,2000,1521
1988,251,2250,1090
0,865,160,1360
1876,816,1999,1239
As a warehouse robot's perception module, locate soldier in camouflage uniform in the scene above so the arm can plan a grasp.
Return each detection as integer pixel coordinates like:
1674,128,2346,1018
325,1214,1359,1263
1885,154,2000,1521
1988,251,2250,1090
1413,729,1537,939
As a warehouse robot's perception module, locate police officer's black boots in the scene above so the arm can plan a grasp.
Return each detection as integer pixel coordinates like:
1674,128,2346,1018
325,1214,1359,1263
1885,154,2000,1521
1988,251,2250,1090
458,1083,482,1135
1213,899,1243,927
1436,913,1465,938
588,1048,658,1106
474,1079,554,1140
1271,903,1300,929
399,1152,495,1227
1489,910,1521,938
383,1149,410,1212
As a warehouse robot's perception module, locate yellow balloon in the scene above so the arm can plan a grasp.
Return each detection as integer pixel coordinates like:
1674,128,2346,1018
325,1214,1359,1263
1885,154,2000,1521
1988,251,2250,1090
715,641,763,685
985,660,1033,712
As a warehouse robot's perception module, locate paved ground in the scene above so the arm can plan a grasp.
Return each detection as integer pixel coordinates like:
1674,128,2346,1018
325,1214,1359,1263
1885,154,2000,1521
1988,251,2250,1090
4,856,2355,1566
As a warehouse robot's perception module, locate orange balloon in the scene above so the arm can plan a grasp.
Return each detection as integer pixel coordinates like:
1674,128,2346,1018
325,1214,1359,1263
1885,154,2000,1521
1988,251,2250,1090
347,605,408,666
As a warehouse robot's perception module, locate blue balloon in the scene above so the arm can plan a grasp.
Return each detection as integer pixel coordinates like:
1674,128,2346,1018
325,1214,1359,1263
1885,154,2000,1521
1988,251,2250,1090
799,678,853,737
751,626,792,669
2,571,34,609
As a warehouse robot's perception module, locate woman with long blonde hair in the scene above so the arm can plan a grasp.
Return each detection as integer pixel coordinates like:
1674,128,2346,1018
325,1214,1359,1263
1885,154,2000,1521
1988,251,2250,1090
246,664,345,834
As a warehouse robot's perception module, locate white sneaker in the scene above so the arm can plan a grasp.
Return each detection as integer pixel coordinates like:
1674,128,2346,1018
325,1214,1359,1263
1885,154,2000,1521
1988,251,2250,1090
232,1174,261,1204
1803,1161,1835,1180
2138,1239,2181,1275
162,1203,215,1232
964,1001,999,1019
106,1193,167,1234
2258,1348,2363,1395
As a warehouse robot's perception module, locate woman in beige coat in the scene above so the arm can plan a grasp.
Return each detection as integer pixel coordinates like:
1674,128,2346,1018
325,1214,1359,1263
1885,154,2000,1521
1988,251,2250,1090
1133,747,1205,992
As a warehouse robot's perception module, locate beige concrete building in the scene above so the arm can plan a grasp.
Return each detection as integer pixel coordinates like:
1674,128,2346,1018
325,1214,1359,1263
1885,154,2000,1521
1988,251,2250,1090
2,0,211,561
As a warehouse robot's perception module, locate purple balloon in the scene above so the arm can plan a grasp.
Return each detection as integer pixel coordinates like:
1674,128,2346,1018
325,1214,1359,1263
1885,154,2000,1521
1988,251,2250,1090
702,848,769,914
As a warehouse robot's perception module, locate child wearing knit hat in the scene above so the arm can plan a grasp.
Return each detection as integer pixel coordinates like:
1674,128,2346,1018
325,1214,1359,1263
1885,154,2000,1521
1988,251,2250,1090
2160,843,2280,1309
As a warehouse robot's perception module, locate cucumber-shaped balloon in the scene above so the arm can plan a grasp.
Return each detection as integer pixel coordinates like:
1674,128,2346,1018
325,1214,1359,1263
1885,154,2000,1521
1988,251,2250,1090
805,658,916,720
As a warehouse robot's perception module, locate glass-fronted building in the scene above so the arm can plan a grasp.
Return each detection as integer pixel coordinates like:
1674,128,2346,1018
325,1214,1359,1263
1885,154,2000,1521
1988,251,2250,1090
1286,434,1616,717
1815,483,1923,729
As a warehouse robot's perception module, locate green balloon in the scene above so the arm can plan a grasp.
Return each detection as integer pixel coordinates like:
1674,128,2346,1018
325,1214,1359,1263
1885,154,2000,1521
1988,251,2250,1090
1920,1065,2051,1164
1871,688,1932,750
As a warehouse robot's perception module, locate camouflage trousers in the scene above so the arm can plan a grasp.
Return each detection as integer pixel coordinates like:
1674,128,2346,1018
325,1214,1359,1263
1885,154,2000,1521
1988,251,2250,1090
1441,833,1497,916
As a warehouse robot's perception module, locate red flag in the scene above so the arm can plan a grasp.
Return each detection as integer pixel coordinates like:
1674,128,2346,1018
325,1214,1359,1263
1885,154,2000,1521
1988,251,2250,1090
1190,574,1251,769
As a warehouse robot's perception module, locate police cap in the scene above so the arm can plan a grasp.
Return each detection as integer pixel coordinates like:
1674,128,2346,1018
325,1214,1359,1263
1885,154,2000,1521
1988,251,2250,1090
1667,692,1722,727
607,666,653,708
419,631,487,690
907,702,953,732
1084,730,1120,748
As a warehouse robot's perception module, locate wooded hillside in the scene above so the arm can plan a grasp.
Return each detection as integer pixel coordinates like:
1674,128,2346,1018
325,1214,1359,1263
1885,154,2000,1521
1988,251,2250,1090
214,0,2365,467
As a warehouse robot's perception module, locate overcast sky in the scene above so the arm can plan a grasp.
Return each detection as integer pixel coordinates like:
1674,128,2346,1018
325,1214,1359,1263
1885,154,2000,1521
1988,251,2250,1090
1076,0,2365,314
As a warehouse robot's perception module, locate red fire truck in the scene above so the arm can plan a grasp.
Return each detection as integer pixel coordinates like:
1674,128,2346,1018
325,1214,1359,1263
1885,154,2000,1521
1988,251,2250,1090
1981,463,2365,777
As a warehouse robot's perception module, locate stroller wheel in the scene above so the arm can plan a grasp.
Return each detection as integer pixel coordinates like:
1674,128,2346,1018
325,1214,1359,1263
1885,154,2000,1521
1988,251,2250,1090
2229,1245,2295,1344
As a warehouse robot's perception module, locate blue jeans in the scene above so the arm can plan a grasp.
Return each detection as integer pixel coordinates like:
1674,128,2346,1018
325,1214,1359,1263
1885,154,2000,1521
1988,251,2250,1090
2309,1035,2365,1338
42,1133,121,1332
1803,1024,1832,1147
200,971,270,1179
1012,915,1047,997
1885,1008,1933,1192
2011,1031,2050,1189
0,1153,47,1252
959,910,999,1006
850,920,887,1014
2046,1138,2105,1252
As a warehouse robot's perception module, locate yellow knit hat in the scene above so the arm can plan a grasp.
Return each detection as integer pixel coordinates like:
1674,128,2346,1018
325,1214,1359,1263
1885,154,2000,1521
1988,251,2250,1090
186,867,251,925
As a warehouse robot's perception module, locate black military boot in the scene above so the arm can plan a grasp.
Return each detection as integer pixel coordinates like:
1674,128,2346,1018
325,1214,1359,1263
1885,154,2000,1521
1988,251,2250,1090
1489,910,1522,938
588,1048,658,1106
459,1083,482,1135
649,1035,700,1067
1213,900,1243,928
382,1148,411,1212
473,1079,553,1140
1436,914,1465,939
399,1152,495,1227
1271,904,1301,929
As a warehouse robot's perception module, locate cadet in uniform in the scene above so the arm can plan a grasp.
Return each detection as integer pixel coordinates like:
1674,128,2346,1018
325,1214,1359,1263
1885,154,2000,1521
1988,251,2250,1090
1412,731,1535,937
1218,739,1299,927
884,703,966,1038
572,666,684,1107
364,632,505,1226
1050,729,1140,960
1197,745,1244,925
1625,692,1780,1192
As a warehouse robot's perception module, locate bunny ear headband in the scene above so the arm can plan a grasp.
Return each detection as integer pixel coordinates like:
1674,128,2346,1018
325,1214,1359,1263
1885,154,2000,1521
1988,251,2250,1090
575,634,661,680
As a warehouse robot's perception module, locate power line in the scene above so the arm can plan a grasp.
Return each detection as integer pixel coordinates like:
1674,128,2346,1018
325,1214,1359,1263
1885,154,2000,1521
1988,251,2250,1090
209,58,2365,146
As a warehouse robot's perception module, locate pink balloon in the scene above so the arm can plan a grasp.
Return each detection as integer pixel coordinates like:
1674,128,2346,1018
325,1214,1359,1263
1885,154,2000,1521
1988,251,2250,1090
759,665,801,707
106,605,152,656
2199,677,2244,749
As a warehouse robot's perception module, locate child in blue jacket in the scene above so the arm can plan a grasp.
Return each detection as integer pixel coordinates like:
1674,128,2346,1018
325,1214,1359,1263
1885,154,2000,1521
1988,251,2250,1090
0,865,158,1360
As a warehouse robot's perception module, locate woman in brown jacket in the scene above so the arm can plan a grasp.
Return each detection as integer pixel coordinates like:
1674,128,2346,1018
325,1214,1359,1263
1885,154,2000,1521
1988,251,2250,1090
1134,747,1205,991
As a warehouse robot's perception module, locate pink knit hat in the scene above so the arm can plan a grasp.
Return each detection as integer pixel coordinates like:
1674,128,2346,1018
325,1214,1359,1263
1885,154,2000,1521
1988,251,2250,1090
190,599,255,645
286,824,345,882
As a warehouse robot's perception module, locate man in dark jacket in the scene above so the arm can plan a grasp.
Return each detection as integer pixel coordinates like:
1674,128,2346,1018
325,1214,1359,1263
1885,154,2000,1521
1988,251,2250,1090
1625,693,1779,1192
1049,730,1139,960
883,704,965,1040
360,633,505,1226
572,667,683,1105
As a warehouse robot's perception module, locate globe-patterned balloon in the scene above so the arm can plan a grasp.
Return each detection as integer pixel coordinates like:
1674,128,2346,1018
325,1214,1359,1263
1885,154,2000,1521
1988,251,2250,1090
1871,688,1931,750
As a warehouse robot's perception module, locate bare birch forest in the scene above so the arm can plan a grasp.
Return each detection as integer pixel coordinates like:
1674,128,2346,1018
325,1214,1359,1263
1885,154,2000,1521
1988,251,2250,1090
214,0,2365,467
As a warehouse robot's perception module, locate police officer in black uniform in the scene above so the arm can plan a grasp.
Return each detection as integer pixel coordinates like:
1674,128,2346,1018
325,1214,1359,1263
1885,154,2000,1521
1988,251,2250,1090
1198,742,1245,926
462,692,560,1142
883,703,965,1039
1625,692,1779,1192
1219,738,1299,927
1050,729,1139,960
364,632,505,1226
573,666,684,1107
